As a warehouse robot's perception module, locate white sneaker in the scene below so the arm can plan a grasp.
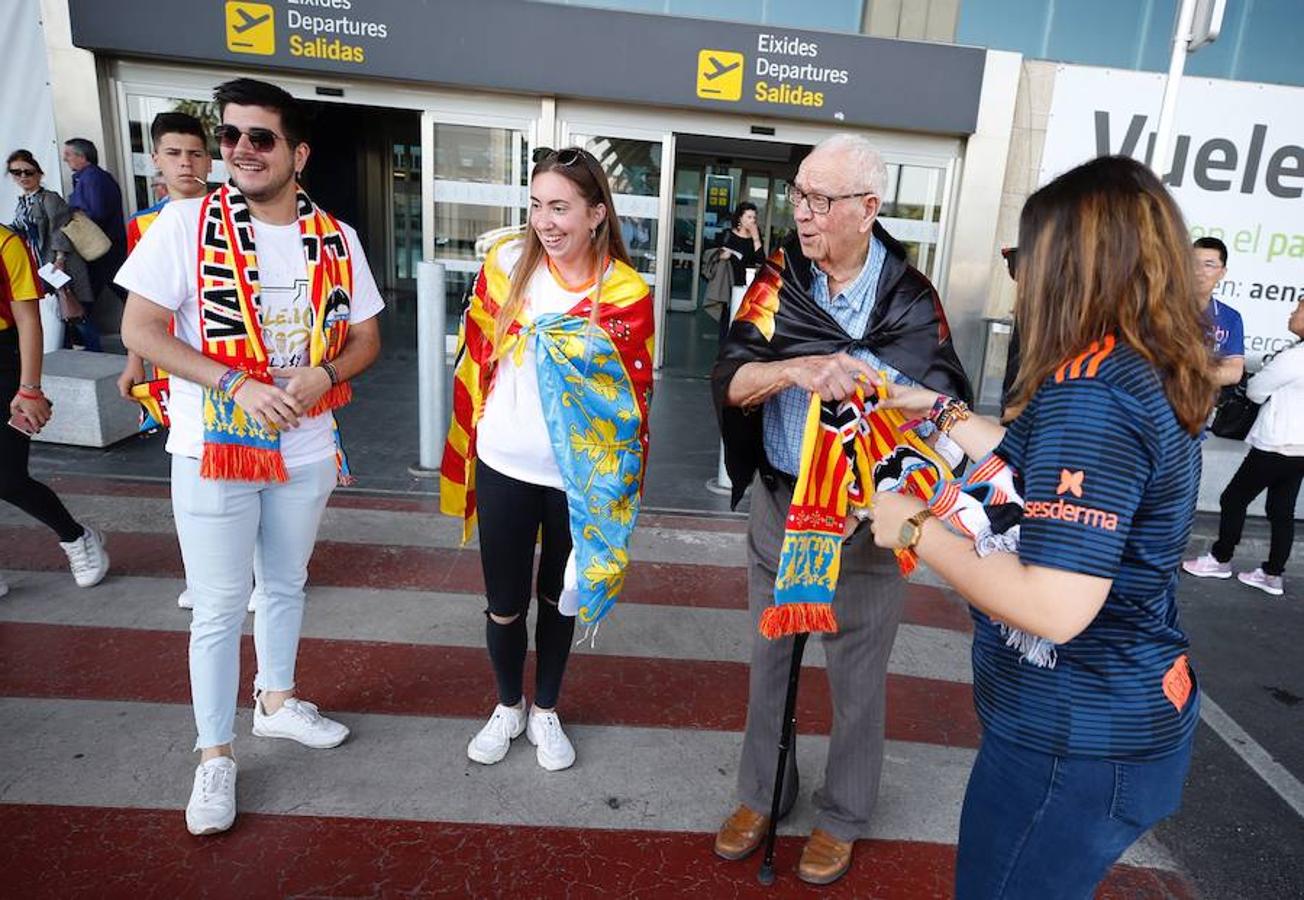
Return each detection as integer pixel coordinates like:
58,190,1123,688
467,701,527,765
1181,553,1232,579
251,694,350,749
177,590,193,609
0,574,9,599
247,589,262,613
1238,568,1284,596
59,527,109,588
185,756,237,835
526,706,576,771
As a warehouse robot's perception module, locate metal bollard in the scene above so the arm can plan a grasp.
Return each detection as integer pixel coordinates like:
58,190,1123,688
411,260,447,476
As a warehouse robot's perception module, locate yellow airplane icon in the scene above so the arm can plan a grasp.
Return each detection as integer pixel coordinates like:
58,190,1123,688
697,50,744,101
226,1,275,56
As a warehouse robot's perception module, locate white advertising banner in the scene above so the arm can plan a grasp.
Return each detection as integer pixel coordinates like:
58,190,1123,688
1040,65,1303,364
0,0,61,218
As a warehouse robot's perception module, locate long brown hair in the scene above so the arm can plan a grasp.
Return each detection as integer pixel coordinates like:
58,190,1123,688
492,147,632,356
1005,155,1215,434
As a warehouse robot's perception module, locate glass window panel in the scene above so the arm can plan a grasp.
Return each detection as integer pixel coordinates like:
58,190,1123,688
574,134,662,278
766,0,862,31
1045,1,1150,69
880,164,943,223
955,0,1051,58
124,95,221,211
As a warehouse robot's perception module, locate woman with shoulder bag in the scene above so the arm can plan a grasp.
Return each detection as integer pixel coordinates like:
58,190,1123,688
1184,300,1304,596
7,149,102,351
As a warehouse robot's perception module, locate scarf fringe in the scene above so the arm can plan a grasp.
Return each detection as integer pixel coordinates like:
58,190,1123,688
309,381,353,417
200,444,289,484
997,623,1058,668
760,602,839,639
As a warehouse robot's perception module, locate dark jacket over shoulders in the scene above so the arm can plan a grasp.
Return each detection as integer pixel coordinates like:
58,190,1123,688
710,221,972,508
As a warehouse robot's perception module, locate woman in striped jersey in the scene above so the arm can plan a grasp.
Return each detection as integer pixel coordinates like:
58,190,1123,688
870,155,1215,899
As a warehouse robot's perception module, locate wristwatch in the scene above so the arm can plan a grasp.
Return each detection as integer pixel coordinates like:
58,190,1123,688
898,508,935,550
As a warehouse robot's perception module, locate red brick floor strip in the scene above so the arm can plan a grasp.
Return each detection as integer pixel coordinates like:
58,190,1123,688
0,804,1193,900
0,525,972,632
0,622,981,747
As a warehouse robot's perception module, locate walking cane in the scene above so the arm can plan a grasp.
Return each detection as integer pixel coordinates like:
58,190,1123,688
757,631,809,886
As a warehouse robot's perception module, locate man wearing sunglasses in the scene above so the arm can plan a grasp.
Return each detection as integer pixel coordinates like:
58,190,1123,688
117,78,384,836
712,135,971,884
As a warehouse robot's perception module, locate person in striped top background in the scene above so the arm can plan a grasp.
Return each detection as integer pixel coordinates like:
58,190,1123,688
871,155,1215,899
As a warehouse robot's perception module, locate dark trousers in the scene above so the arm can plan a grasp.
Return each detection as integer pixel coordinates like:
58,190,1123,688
0,331,83,542
474,459,575,709
1211,447,1304,576
956,730,1193,899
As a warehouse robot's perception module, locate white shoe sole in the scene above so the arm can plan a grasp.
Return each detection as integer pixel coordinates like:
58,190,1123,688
467,718,526,765
251,721,350,749
186,813,235,836
1182,564,1231,579
526,731,576,771
1237,575,1284,596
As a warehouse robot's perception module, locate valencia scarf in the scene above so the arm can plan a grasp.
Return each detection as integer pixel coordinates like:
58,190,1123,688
196,185,353,482
764,383,953,638
440,238,654,628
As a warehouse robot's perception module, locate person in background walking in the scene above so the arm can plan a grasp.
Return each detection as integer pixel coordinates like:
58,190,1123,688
1184,300,1304,596
64,137,127,308
7,149,101,351
0,223,109,598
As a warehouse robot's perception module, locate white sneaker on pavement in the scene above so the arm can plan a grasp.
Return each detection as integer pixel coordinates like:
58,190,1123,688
527,706,576,771
185,756,237,836
251,693,350,749
0,574,9,599
467,701,527,765
1181,553,1232,579
1237,568,1284,596
59,527,109,588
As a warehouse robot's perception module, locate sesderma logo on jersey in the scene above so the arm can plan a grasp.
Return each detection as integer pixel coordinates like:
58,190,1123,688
1024,497,1118,531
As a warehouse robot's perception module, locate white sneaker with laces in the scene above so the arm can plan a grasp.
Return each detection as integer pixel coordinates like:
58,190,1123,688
1181,553,1232,579
251,693,350,748
177,590,193,609
185,756,237,835
59,527,109,588
527,706,576,771
1237,568,1284,596
467,701,526,765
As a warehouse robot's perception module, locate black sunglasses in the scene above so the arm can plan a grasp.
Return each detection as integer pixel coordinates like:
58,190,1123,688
532,146,588,166
8,167,38,177
215,124,286,153
1001,246,1018,280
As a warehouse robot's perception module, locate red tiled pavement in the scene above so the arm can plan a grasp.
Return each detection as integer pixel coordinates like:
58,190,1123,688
0,622,982,747
0,526,973,632
0,804,1194,900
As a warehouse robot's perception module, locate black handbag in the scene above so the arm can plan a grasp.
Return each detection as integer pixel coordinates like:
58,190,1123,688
1210,375,1260,440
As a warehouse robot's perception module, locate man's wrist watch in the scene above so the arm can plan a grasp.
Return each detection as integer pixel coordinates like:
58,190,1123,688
898,508,934,550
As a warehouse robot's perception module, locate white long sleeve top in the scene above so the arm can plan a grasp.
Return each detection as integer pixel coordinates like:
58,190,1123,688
1245,342,1304,456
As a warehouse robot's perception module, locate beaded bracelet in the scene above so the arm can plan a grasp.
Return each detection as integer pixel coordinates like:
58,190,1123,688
20,381,41,391
936,399,972,435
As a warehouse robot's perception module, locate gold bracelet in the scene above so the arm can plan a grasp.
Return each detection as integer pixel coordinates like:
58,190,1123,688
936,400,971,434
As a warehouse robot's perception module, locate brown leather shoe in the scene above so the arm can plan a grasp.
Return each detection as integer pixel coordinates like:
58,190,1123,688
713,805,770,861
797,828,854,885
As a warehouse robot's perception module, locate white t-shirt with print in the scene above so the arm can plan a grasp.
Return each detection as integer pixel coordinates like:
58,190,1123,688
115,196,384,468
477,242,601,490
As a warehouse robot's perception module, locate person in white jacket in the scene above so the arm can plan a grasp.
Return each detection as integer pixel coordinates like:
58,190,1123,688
1184,300,1304,596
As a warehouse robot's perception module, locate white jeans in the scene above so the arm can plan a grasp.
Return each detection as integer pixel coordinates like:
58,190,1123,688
171,455,336,749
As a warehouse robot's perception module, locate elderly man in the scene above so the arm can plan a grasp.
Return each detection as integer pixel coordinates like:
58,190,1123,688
710,134,971,885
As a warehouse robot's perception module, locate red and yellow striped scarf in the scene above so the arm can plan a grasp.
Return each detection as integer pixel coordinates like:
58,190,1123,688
196,185,353,482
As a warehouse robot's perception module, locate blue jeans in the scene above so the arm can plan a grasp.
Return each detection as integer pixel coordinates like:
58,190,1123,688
955,729,1193,899
171,455,336,749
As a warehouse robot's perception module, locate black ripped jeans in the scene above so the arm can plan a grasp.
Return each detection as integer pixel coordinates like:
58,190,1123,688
0,331,83,543
475,459,575,709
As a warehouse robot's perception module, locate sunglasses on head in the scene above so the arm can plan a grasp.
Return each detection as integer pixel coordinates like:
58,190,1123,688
532,146,588,167
1000,246,1018,280
214,124,285,153
8,167,37,177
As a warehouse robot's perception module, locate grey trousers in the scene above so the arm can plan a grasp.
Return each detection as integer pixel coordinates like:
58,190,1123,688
735,474,907,841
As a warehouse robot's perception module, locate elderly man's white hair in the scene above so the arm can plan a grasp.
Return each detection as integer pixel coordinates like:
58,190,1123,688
811,134,889,199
